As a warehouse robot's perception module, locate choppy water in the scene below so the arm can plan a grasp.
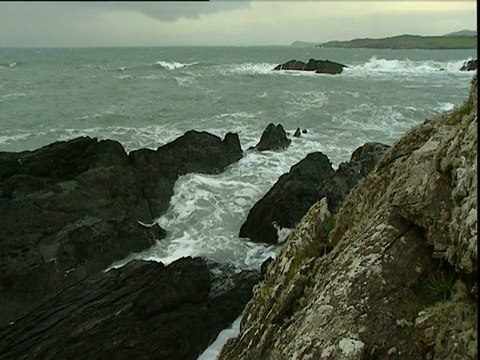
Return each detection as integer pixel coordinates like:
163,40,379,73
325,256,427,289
0,46,476,271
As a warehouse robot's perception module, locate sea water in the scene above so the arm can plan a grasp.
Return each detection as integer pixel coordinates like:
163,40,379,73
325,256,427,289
1,45,476,359
1,46,475,271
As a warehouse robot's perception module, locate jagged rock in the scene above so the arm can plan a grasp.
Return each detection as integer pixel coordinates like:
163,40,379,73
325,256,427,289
0,257,262,360
293,128,301,137
239,152,335,244
274,58,347,75
0,130,242,327
220,75,477,360
460,59,477,71
251,123,291,151
318,142,390,213
130,130,242,215
240,142,388,244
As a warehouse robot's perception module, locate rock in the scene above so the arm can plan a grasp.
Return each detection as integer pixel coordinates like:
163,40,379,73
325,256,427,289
240,142,388,244
252,123,291,151
274,58,347,75
0,130,243,327
239,152,335,244
318,142,390,213
293,128,301,137
130,130,243,216
460,59,477,71
219,75,478,360
0,257,262,360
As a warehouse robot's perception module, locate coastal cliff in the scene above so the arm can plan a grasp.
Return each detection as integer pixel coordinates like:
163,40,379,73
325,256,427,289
219,74,477,359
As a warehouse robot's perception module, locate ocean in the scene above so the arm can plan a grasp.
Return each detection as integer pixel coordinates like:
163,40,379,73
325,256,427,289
0,46,476,273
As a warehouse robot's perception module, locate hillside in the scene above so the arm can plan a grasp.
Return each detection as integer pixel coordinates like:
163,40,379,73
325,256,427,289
219,75,477,359
318,34,477,49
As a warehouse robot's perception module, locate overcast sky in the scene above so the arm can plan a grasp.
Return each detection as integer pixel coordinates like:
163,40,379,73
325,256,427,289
0,1,476,47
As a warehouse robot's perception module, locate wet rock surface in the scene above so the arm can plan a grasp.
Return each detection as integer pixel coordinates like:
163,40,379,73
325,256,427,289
274,58,347,74
251,123,291,151
240,142,389,244
0,130,242,327
0,257,261,360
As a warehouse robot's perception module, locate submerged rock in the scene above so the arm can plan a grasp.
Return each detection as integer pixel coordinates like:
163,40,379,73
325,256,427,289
0,130,242,327
0,257,261,360
219,75,478,359
274,58,347,74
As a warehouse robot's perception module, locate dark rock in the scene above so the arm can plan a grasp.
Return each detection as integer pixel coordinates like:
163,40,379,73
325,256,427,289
293,128,301,137
0,131,242,327
274,58,347,75
239,152,335,244
318,142,390,213
239,142,389,244
261,257,274,276
252,123,291,152
302,129,307,134
460,59,477,71
130,130,243,215
0,257,262,360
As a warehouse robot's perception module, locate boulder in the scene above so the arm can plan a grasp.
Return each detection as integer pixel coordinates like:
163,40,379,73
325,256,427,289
274,58,347,75
0,130,242,327
460,59,477,71
251,123,291,152
0,257,262,360
239,152,335,244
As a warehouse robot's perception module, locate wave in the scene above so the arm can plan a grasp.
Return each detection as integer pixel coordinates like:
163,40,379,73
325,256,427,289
345,56,473,76
154,60,198,70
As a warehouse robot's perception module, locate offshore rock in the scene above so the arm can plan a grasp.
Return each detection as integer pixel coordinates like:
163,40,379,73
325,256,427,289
460,59,477,71
274,58,347,74
0,257,262,360
0,130,242,327
220,75,477,360
252,123,291,151
239,152,335,244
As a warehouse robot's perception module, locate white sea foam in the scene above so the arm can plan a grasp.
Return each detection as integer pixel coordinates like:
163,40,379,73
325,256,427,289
155,60,198,70
435,102,456,112
219,62,277,75
0,93,27,101
345,56,472,77
197,315,242,360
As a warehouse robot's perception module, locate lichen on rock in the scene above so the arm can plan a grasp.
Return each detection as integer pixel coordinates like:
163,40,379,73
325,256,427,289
219,74,477,360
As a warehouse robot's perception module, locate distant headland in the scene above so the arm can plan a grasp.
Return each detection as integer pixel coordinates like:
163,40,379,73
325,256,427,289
291,30,477,49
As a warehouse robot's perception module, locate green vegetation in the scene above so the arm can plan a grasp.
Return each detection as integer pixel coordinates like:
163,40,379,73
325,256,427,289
318,35,477,49
445,100,471,125
426,269,456,302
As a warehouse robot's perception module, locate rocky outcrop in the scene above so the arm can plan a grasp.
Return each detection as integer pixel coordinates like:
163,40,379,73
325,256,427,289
318,142,390,213
0,130,242,327
460,59,477,71
239,152,335,244
0,257,262,360
240,142,389,244
274,58,347,74
251,123,291,151
220,75,477,360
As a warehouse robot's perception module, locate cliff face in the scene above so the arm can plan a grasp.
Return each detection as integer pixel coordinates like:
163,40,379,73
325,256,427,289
219,74,477,360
